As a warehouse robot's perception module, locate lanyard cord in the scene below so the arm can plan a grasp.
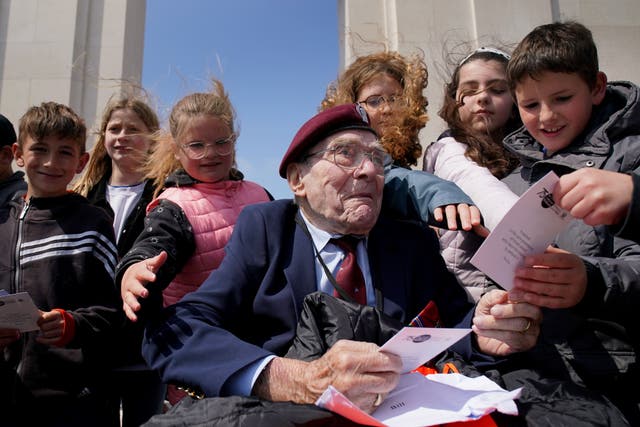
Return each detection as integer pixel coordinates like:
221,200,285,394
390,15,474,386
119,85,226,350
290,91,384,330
294,211,383,309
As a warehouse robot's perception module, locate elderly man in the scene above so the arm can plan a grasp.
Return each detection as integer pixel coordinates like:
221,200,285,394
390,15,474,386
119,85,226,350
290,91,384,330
139,104,540,414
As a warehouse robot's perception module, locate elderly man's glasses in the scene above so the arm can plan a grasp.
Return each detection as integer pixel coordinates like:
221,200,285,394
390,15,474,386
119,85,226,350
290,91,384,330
357,94,405,110
180,134,235,159
305,143,392,175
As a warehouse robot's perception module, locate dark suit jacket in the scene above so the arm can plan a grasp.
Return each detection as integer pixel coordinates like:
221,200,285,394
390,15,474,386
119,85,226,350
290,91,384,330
142,199,473,397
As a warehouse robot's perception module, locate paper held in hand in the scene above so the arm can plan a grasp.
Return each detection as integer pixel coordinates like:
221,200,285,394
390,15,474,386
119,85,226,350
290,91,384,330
379,327,471,373
470,171,572,290
0,291,40,332
316,327,521,426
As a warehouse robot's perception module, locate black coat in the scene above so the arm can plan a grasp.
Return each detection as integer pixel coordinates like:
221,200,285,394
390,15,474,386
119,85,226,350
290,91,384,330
142,292,630,427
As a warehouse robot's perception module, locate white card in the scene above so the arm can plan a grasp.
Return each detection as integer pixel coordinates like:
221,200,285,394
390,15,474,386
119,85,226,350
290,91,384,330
316,373,521,427
471,171,572,290
0,292,40,332
379,327,471,373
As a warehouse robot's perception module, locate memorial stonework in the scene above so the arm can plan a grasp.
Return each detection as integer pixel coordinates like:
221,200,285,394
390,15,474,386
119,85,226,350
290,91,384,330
0,0,146,143
338,0,640,166
1,0,638,157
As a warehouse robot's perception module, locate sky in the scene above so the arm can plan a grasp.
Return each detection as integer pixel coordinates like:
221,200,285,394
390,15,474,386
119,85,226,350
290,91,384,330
142,1,339,200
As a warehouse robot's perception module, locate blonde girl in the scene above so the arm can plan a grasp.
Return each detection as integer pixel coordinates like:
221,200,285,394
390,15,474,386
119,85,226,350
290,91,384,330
72,94,164,427
116,79,271,405
73,95,159,256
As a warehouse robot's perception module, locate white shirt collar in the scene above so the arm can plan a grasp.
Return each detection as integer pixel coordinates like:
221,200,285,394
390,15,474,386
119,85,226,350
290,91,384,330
298,209,367,250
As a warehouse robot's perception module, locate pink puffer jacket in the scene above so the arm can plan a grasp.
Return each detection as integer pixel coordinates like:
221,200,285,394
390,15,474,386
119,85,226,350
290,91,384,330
156,180,269,307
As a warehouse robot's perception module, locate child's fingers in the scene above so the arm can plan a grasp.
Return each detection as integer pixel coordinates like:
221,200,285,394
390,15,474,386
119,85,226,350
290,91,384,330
433,207,444,223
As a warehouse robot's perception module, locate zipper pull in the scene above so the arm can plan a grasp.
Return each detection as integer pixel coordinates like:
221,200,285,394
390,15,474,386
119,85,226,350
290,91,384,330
19,198,30,219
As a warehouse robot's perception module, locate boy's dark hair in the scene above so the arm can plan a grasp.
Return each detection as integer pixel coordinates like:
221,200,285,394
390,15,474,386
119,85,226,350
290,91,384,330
0,114,17,147
507,21,599,90
18,102,87,152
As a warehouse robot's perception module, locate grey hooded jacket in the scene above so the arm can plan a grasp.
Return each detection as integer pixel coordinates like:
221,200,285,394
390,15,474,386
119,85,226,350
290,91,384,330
501,81,640,419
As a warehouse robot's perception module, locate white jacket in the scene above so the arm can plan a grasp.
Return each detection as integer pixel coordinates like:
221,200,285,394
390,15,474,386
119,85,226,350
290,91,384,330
424,136,518,301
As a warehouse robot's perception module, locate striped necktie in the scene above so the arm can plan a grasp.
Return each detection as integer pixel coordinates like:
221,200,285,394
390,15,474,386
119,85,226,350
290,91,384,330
330,236,366,305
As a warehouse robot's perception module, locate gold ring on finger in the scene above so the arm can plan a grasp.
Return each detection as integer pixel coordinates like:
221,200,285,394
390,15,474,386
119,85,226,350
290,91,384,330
373,393,383,407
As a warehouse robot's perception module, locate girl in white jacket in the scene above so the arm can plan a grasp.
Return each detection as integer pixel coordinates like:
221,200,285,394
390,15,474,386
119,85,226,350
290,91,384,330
423,47,521,301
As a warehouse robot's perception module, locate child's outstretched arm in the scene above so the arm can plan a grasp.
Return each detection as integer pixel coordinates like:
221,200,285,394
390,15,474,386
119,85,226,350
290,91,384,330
121,251,168,322
424,136,519,231
383,165,483,231
116,199,195,322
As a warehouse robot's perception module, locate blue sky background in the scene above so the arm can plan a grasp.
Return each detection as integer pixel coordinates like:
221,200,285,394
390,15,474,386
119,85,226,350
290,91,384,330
142,1,338,199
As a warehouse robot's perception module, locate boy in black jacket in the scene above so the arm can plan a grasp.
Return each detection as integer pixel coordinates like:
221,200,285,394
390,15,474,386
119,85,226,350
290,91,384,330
0,102,122,426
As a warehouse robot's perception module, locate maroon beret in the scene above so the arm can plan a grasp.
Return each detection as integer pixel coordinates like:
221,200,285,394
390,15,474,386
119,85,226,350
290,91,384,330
279,103,377,178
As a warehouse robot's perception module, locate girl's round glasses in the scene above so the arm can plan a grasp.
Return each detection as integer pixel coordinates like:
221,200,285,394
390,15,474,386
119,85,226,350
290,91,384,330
181,134,235,159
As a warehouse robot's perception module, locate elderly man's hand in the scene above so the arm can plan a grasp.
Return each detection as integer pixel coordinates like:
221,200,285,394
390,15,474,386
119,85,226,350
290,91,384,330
473,289,542,356
253,340,402,413
433,203,482,231
121,251,168,322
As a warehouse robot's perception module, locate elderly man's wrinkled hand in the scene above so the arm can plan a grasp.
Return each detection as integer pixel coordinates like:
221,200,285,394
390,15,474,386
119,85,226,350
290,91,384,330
473,289,542,356
254,340,402,414
306,340,402,413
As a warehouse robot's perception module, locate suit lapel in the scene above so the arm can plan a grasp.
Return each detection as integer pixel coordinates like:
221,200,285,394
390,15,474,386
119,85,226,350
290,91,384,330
283,211,317,318
367,218,407,319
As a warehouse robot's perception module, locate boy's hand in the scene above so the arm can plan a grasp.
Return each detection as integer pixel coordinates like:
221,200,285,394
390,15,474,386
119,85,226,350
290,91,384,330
121,251,168,322
35,309,64,345
554,169,633,226
510,246,587,309
433,203,482,231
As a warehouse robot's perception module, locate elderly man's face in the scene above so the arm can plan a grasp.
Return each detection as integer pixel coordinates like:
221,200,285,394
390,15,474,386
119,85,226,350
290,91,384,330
288,129,384,235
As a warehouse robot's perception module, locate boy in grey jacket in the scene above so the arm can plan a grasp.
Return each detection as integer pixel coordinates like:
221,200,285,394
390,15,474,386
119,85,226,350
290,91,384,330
501,21,640,424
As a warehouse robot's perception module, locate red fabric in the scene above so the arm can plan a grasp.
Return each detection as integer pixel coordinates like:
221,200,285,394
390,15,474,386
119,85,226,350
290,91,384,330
445,416,498,427
51,308,75,347
278,104,375,177
409,300,441,327
414,365,439,376
331,237,366,305
167,384,187,406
